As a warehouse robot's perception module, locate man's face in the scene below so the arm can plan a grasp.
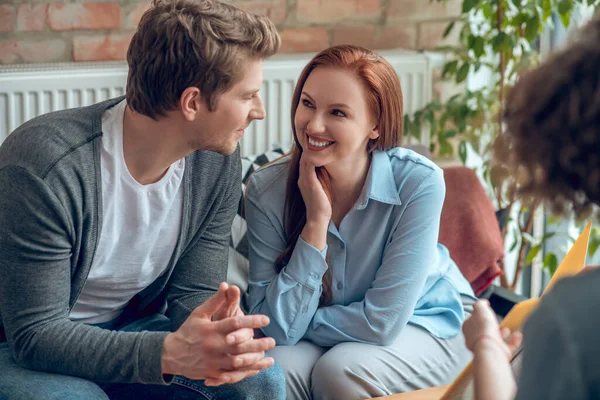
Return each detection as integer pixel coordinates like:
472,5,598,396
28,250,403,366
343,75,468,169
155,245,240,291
189,59,265,155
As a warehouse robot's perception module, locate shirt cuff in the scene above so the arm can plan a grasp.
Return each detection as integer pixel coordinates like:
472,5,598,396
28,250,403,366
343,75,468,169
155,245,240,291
284,236,329,289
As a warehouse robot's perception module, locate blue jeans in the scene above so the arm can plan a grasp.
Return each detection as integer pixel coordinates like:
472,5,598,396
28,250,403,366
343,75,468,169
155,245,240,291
0,314,286,400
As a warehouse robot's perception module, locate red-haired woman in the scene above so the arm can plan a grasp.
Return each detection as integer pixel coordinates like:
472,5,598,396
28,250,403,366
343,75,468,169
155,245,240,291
245,45,476,399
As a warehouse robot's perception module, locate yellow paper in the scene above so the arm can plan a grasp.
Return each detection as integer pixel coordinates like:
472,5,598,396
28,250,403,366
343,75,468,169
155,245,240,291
439,221,592,400
544,220,592,293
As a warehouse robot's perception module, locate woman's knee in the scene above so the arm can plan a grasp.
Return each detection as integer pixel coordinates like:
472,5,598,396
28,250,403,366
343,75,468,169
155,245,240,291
311,343,374,400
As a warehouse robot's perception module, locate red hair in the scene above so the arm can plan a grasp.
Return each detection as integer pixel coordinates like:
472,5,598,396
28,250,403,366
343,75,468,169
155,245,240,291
275,45,404,306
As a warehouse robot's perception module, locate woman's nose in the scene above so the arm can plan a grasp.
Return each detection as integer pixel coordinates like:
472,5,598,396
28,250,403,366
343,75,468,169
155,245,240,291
306,113,325,134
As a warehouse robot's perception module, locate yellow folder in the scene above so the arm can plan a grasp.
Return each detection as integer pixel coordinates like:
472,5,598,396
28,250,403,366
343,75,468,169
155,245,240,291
439,221,593,400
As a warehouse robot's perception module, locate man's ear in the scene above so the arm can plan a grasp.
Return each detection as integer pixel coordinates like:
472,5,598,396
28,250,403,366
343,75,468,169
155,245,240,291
180,87,203,121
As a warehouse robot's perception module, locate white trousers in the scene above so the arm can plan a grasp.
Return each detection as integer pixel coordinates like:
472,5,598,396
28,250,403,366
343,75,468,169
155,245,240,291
268,297,474,400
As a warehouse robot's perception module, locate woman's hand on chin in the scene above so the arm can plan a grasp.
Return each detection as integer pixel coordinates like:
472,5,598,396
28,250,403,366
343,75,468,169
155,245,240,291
298,154,331,251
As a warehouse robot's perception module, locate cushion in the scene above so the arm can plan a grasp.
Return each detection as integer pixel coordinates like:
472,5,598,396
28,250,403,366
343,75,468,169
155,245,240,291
227,147,286,293
439,166,504,295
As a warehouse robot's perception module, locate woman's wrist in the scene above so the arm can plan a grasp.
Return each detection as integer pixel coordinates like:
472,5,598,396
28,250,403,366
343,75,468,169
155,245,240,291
301,220,329,251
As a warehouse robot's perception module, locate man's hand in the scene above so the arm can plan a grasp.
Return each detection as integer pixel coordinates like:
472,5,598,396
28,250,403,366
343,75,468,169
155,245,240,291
161,283,276,386
212,283,245,321
208,283,270,386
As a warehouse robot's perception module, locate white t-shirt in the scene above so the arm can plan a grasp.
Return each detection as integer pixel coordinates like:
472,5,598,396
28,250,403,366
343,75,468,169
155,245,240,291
69,100,185,324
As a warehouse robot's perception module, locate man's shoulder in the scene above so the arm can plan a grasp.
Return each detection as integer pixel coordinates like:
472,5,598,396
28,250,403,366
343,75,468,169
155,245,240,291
0,98,121,178
187,146,242,177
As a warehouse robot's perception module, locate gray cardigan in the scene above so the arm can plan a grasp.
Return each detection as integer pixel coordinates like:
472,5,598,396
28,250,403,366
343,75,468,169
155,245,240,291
0,98,241,384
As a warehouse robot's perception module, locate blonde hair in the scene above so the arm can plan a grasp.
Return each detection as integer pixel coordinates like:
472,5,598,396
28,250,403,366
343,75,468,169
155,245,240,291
126,0,281,119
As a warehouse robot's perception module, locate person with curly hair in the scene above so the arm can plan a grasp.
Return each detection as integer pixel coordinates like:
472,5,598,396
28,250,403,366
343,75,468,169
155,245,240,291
464,11,600,400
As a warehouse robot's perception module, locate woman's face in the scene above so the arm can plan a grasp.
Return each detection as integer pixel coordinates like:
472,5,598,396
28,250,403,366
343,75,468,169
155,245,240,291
294,67,379,168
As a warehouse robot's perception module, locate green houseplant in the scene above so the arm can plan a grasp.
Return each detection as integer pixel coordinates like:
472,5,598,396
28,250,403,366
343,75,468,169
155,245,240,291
404,0,600,291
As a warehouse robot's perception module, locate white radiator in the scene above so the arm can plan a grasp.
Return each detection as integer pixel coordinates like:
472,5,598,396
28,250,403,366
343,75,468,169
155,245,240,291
0,50,432,157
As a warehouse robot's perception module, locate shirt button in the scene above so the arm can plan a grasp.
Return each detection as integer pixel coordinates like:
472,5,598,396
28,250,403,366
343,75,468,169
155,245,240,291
310,272,318,280
340,242,346,249
301,306,308,313
337,281,343,290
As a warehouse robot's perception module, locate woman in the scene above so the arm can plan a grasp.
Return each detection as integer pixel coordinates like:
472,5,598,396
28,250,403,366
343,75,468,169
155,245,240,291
244,45,476,400
463,12,600,400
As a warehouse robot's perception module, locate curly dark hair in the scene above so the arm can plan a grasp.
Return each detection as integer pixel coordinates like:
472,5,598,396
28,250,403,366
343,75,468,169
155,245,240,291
495,12,600,217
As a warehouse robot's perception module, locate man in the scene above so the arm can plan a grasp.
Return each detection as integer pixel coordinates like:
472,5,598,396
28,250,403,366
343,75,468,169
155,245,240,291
0,0,284,399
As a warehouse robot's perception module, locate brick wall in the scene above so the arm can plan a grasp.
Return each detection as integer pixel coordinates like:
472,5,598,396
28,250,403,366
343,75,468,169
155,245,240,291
0,0,460,64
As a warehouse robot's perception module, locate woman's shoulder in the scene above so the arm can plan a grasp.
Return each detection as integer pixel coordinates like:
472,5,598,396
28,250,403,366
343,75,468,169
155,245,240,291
245,154,291,201
381,147,444,194
385,147,441,174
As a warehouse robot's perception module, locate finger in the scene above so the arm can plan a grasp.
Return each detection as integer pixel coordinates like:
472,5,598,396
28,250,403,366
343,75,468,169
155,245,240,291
473,299,492,314
230,351,266,369
191,283,229,319
228,337,276,355
215,315,270,334
232,358,274,374
500,327,511,340
226,285,241,305
304,161,318,183
507,331,523,352
224,286,242,317
226,327,255,345
205,370,261,387
298,158,308,183
217,358,274,383
225,328,254,345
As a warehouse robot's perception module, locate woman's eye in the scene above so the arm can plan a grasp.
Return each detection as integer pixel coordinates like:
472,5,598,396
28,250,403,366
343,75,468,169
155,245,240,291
302,99,313,108
331,109,346,117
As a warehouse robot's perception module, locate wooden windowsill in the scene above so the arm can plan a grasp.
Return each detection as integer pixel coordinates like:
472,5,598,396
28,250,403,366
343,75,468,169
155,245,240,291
372,385,449,400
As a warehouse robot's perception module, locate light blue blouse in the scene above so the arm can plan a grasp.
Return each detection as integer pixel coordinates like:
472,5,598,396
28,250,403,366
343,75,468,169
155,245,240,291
245,148,475,347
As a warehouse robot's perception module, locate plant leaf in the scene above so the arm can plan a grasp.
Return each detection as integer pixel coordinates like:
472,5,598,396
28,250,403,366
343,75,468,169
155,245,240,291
443,129,458,139
589,227,600,256
456,63,470,83
522,232,535,244
492,32,510,52
525,15,540,42
558,0,573,27
439,139,453,157
403,114,411,136
509,236,519,252
443,21,456,38
442,60,459,78
589,237,600,257
462,0,480,13
544,253,558,276
539,232,556,241
525,244,542,266
473,36,485,58
459,141,468,164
